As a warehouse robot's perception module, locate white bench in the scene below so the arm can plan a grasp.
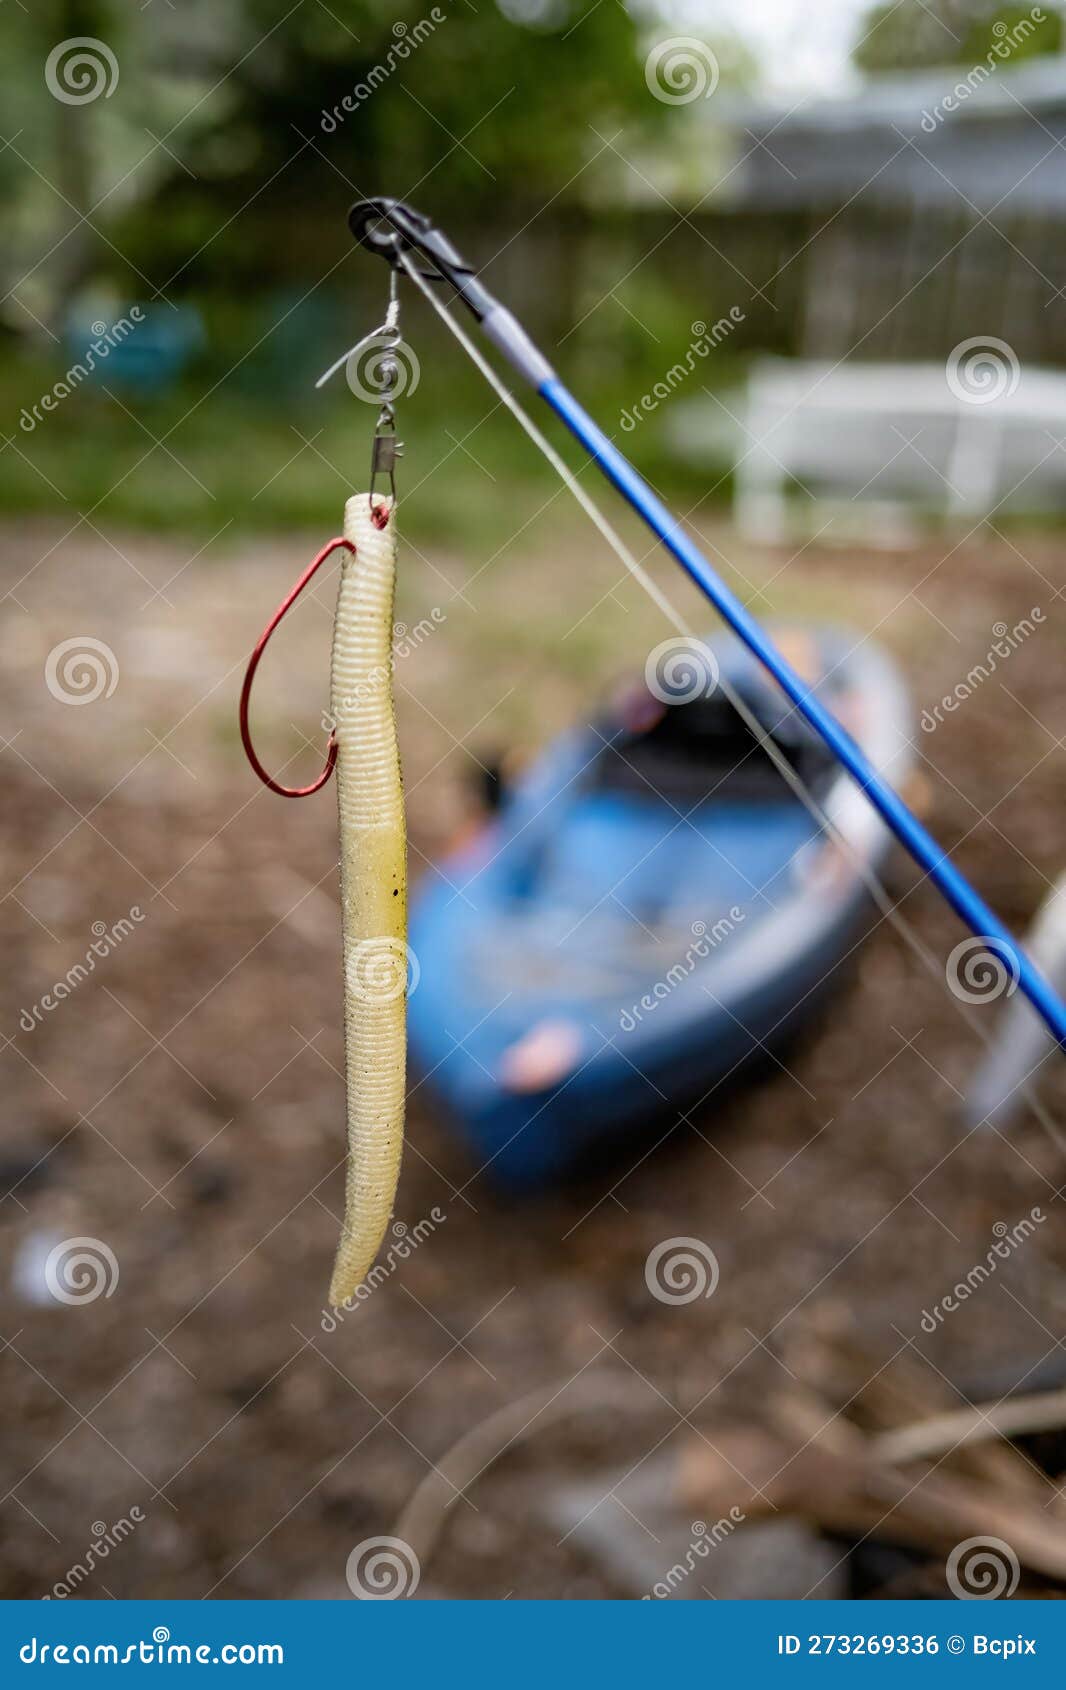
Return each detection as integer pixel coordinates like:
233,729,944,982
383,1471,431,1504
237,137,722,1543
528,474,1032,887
689,359,1066,543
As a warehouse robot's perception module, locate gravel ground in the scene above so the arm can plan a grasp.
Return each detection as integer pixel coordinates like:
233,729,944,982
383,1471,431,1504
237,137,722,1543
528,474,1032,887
1,511,1064,1599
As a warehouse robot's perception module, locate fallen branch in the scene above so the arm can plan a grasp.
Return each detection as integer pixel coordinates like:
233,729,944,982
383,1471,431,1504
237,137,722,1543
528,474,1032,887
393,1373,657,1573
676,1425,1066,1584
871,1386,1066,1470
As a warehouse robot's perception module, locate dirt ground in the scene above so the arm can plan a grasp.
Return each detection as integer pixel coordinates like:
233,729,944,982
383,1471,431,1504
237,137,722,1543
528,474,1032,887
1,508,1064,1600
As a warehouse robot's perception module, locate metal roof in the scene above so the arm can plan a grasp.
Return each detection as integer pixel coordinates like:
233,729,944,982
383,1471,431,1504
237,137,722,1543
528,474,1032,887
709,55,1066,212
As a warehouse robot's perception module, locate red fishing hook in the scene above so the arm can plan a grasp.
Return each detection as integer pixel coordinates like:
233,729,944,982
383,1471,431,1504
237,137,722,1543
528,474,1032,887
239,536,354,798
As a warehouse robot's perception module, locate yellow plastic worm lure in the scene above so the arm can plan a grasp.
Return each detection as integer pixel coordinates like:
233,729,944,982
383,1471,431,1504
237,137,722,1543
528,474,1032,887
329,492,407,1305
240,386,408,1306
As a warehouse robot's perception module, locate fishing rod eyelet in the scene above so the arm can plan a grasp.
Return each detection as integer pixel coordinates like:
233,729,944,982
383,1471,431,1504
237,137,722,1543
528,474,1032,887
348,199,408,262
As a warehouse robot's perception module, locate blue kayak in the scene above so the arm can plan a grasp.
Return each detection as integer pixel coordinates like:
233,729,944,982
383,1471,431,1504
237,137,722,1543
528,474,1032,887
407,626,913,1189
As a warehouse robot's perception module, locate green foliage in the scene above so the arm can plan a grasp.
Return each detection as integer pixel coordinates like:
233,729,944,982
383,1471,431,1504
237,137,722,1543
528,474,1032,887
854,0,1061,73
2,0,658,311
0,0,743,535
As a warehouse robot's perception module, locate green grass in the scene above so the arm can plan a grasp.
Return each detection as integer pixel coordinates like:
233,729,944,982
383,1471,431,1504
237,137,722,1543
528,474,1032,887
0,338,737,553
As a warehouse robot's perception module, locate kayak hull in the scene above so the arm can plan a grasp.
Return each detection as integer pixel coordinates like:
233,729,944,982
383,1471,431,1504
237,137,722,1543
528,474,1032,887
407,627,913,1190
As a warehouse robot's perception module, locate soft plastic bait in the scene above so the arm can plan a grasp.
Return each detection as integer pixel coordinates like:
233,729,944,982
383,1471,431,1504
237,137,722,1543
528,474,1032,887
240,493,407,1308
328,493,407,1306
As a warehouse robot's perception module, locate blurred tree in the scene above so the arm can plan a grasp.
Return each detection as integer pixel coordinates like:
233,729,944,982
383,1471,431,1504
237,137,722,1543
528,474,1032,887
2,0,666,313
853,0,1062,72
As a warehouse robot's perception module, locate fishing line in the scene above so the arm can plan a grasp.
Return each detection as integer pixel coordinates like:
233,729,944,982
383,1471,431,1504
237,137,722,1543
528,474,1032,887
353,199,1064,1049
398,248,1065,1138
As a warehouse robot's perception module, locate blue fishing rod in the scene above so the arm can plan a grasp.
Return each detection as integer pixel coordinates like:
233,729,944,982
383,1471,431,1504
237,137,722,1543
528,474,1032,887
348,197,1066,1047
